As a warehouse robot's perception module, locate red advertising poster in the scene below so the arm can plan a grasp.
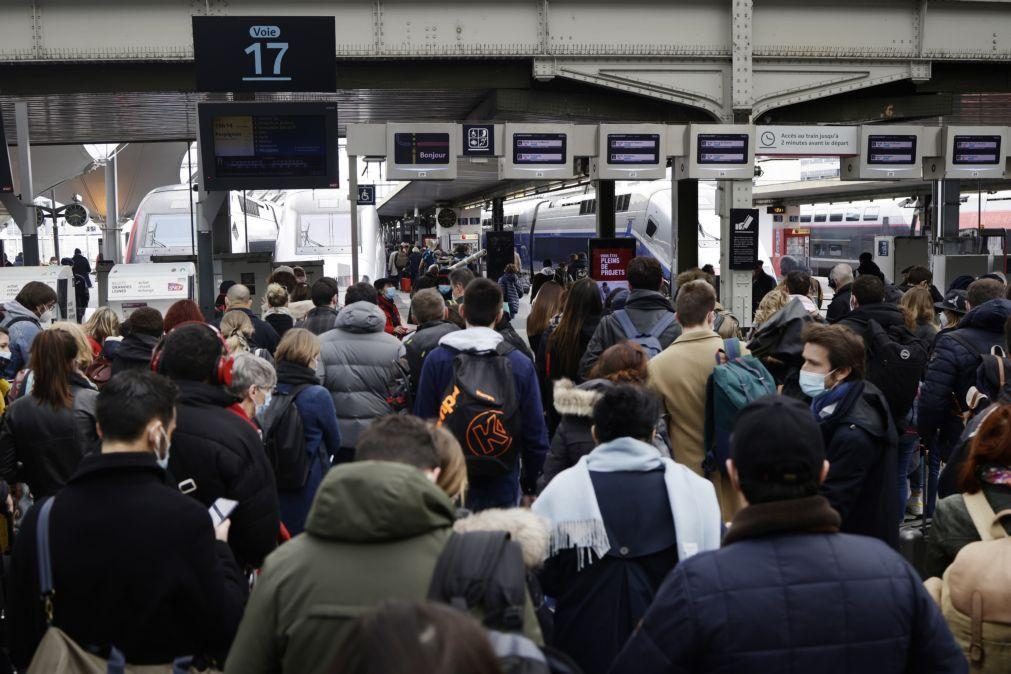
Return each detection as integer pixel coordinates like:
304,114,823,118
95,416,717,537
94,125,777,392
589,238,636,304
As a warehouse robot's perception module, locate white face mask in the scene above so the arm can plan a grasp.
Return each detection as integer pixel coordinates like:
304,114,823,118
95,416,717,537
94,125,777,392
151,426,171,470
939,312,949,328
39,309,54,324
0,349,10,361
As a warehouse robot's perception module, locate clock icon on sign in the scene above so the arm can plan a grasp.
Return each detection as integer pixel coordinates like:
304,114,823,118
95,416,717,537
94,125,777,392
760,131,776,148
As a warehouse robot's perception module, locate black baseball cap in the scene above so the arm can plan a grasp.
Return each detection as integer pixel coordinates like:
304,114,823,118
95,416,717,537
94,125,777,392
731,395,825,485
935,289,968,315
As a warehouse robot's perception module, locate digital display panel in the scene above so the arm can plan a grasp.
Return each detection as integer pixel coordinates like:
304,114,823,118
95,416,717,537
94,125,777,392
513,133,567,165
953,135,1002,165
866,135,918,166
393,133,452,165
607,133,660,165
0,115,12,194
697,133,749,165
198,103,338,190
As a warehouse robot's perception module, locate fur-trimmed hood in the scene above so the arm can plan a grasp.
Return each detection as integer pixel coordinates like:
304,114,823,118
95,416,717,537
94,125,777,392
453,507,550,569
553,378,612,418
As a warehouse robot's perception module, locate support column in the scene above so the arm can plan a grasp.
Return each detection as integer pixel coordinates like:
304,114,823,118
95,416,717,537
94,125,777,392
939,179,961,240
14,102,38,266
103,153,121,263
492,197,505,232
195,190,226,320
349,154,360,283
675,178,699,275
719,180,754,328
50,189,60,264
596,179,615,238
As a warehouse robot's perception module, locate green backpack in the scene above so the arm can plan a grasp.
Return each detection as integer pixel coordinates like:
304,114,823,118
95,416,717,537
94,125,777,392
703,339,777,476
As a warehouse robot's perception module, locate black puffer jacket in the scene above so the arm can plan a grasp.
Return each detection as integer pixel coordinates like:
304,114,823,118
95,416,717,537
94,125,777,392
835,301,907,336
167,380,279,569
0,374,99,498
578,290,681,379
110,333,159,375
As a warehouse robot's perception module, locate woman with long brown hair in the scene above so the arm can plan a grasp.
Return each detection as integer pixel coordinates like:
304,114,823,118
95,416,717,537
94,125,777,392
526,279,565,354
0,329,99,498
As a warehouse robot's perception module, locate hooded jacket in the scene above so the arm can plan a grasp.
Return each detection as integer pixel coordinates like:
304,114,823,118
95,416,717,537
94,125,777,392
110,332,159,375
919,299,1011,445
578,290,682,379
168,380,280,569
816,381,899,548
610,496,965,674
0,373,98,498
318,301,406,448
0,300,42,379
415,327,549,498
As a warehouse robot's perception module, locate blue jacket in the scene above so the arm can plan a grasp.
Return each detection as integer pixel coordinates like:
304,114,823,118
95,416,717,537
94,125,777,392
1,301,43,380
918,299,1011,448
499,273,522,317
610,496,966,674
414,327,548,497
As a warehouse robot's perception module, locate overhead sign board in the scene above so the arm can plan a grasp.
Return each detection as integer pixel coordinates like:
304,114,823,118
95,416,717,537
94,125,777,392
192,16,337,92
462,124,496,157
197,102,340,191
842,125,924,180
593,124,667,180
500,123,576,180
944,126,1009,179
0,115,12,194
356,184,376,206
756,125,858,157
386,124,460,180
675,124,755,180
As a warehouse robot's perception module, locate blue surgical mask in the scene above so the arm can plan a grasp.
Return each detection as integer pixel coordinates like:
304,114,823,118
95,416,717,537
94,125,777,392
438,285,452,296
256,391,272,420
384,287,397,301
799,368,836,399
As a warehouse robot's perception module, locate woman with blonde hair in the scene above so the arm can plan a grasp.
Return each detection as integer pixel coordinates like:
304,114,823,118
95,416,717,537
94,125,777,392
429,423,467,504
262,282,295,339
526,280,565,354
900,286,940,343
220,309,255,355
83,306,120,358
49,322,95,372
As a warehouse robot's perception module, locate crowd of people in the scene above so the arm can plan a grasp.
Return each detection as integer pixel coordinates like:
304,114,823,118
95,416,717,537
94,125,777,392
0,246,1005,673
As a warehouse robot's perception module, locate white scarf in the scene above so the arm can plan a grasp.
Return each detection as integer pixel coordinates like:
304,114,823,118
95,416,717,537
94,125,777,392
533,437,722,569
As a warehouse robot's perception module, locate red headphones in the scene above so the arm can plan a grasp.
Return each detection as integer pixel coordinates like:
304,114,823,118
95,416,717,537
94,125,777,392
151,321,234,387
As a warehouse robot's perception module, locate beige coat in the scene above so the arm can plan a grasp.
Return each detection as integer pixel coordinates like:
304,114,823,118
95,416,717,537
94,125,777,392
648,327,741,519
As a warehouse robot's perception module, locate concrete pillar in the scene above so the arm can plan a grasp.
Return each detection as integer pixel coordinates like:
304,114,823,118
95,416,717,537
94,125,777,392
103,153,121,263
349,154,359,283
596,179,615,238
719,179,754,327
14,102,38,266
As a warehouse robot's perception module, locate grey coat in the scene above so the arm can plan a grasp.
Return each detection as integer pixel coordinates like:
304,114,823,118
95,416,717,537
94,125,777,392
318,301,406,448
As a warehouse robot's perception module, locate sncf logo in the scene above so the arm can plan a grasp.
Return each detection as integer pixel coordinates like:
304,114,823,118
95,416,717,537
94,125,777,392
465,411,513,458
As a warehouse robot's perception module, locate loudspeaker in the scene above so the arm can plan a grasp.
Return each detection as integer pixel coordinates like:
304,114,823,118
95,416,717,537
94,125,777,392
485,231,516,281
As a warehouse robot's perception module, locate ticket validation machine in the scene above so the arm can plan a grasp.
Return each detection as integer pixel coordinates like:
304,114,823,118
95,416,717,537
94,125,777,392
0,266,77,324
105,262,196,319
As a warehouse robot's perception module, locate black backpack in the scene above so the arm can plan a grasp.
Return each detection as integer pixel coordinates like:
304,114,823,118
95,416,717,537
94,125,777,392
437,344,521,478
862,319,929,423
260,384,313,490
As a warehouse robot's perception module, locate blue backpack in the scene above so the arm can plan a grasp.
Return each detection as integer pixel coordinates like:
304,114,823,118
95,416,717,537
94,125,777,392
612,310,677,359
703,339,777,475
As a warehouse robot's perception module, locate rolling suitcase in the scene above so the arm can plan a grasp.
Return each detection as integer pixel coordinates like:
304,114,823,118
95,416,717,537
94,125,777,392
899,446,930,578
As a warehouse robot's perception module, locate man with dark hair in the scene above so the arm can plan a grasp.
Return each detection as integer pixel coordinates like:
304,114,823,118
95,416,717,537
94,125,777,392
1,281,58,378
445,267,475,328
901,265,944,304
784,269,819,312
158,323,279,568
220,283,279,355
318,280,405,460
801,323,898,546
579,256,681,378
856,251,885,281
919,277,1011,516
111,307,164,374
355,414,440,472
611,395,965,674
648,280,739,517
297,277,340,336
403,289,459,398
752,260,777,316
9,370,248,669
415,278,548,510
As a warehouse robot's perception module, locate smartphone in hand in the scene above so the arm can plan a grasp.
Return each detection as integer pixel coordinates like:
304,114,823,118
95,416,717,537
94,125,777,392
209,498,238,528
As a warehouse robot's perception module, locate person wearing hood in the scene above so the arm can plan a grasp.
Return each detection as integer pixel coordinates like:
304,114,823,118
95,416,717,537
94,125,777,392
8,370,248,670
0,281,57,380
578,257,681,379
610,395,964,674
802,323,899,547
156,322,280,570
535,384,721,674
919,277,1011,517
530,259,556,302
415,279,549,511
111,307,164,375
319,282,406,461
224,416,542,674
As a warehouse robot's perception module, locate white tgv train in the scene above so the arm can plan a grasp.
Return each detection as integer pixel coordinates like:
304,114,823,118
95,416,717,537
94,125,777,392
490,181,724,277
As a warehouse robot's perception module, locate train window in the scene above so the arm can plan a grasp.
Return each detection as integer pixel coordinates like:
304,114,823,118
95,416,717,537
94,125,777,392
240,197,261,218
646,218,658,238
297,214,352,254
863,206,879,221
144,214,194,248
800,214,812,223
773,215,784,223
616,194,631,212
829,209,843,222
829,244,844,257
814,210,827,223
579,199,597,216
789,215,799,223
845,209,860,222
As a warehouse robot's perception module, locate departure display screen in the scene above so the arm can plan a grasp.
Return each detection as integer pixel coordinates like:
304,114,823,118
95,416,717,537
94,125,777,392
953,135,1002,165
866,135,918,165
393,132,452,165
0,115,12,194
198,103,338,190
607,133,660,165
513,133,567,165
697,134,749,165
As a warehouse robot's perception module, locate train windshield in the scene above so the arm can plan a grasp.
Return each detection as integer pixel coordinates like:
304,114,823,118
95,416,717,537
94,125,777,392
144,214,194,248
296,213,352,254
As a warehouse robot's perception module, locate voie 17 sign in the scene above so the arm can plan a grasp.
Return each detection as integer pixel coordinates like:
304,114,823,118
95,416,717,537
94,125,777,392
192,16,337,92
